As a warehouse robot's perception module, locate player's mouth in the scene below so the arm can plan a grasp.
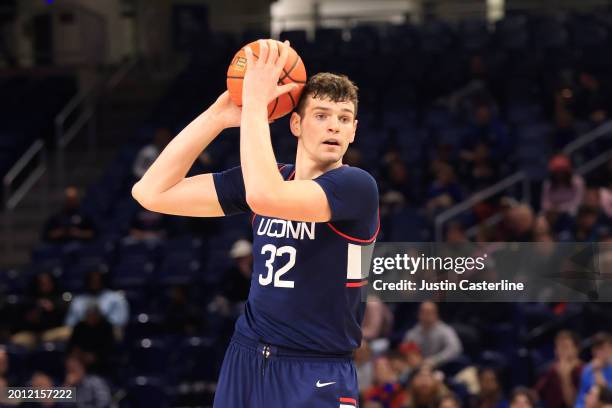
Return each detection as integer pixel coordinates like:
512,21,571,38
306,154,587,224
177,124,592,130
322,138,340,146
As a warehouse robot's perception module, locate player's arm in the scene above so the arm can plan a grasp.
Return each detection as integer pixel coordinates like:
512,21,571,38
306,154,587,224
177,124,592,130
240,40,331,222
131,92,240,217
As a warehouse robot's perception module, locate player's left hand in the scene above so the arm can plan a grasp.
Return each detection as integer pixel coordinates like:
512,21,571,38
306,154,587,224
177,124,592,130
242,39,298,107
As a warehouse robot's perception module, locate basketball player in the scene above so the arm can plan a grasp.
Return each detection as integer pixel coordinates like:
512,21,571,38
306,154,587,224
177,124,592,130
132,40,379,407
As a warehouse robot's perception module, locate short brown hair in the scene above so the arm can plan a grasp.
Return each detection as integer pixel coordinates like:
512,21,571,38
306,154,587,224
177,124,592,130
296,72,359,117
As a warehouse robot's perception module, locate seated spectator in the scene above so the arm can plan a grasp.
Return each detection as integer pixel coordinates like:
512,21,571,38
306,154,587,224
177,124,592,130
0,347,6,386
403,301,463,368
19,371,58,408
405,365,450,408
445,221,469,243
67,304,115,375
575,333,612,408
459,142,500,191
558,205,605,242
535,330,584,408
220,239,253,306
162,284,202,335
126,209,169,243
63,356,111,408
439,394,462,408
42,187,96,243
355,340,375,396
132,127,173,179
470,367,508,408
427,164,463,216
362,295,394,341
573,71,610,125
497,204,535,242
363,353,409,408
541,154,585,217
11,272,68,349
64,269,129,339
381,159,415,208
461,101,512,163
509,387,536,408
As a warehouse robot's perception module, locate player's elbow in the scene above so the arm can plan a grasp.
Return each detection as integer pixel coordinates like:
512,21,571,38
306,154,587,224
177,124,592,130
132,181,154,210
246,191,276,214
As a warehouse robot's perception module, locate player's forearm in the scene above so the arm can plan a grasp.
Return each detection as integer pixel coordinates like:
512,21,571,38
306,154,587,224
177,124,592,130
240,103,284,206
133,109,224,202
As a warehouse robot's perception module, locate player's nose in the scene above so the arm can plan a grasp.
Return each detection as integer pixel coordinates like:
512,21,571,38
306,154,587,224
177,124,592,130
327,116,340,133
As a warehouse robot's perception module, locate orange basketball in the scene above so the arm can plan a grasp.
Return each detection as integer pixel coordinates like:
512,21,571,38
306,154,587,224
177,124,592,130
227,39,307,120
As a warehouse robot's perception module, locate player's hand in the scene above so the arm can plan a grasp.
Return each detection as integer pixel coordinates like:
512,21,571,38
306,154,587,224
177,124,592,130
242,39,298,107
210,91,242,129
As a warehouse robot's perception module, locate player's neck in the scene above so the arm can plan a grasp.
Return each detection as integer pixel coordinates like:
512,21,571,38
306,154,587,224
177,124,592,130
293,152,342,180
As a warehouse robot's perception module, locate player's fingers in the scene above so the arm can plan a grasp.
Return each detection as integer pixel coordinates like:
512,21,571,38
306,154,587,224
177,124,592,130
257,39,268,66
274,83,299,98
244,46,255,67
268,40,279,66
275,40,290,72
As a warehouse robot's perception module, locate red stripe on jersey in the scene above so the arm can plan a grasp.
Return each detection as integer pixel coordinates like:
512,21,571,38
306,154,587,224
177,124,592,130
288,169,296,180
339,397,357,404
326,210,380,243
346,280,368,288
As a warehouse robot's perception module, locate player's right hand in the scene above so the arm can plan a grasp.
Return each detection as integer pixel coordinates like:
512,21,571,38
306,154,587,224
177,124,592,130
210,90,242,129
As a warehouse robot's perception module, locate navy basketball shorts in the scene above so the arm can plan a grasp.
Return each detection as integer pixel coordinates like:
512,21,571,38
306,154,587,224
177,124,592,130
213,332,359,408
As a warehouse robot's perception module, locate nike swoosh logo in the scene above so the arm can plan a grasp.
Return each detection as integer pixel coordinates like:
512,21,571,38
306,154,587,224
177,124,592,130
316,381,336,388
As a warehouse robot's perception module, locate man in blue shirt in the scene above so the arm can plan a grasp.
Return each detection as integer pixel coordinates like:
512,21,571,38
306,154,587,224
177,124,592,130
132,40,379,408
575,332,612,408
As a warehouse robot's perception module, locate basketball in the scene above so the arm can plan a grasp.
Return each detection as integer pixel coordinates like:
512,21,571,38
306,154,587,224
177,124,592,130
227,39,307,120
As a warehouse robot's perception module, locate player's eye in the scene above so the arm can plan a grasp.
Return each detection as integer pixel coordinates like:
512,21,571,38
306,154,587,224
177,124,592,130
315,114,326,120
340,116,351,124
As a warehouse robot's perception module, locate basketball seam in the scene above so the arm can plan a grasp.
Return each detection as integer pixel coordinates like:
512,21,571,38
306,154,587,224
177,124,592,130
268,97,279,119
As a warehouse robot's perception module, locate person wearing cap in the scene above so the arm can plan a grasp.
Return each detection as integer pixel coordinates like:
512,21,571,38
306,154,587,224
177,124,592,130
541,154,585,217
222,239,253,304
575,332,612,408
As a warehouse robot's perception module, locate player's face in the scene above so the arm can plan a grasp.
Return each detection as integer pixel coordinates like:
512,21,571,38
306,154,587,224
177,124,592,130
291,96,357,165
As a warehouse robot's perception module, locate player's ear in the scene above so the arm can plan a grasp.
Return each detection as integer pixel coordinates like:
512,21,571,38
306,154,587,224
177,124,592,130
349,119,357,144
290,112,301,137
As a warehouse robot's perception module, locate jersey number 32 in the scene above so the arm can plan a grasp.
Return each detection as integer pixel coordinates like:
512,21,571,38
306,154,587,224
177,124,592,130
259,244,296,288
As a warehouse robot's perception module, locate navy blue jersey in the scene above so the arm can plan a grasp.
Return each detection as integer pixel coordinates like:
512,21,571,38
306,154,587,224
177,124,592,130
213,164,379,353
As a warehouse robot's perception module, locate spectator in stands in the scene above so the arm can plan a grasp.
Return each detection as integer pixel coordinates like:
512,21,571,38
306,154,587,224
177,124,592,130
132,127,173,179
509,387,536,408
126,209,169,242
405,365,450,408
573,71,610,125
381,159,414,209
64,269,129,339
220,239,253,306
363,353,409,408
67,304,115,375
11,272,67,349
552,109,578,149
426,164,463,217
0,346,9,388
497,203,535,242
22,371,58,408
597,386,612,408
541,154,585,217
439,394,462,408
403,301,463,368
535,330,584,408
576,333,612,408
582,186,612,220
355,340,375,396
162,284,201,335
470,367,508,408
462,100,512,163
362,295,394,341
559,205,605,242
445,221,469,243
63,356,111,408
460,141,499,191
42,187,96,243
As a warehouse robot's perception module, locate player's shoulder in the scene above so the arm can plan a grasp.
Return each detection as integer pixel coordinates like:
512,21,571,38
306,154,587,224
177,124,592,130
326,165,378,188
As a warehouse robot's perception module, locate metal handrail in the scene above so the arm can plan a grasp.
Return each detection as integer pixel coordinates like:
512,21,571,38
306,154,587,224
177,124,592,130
576,149,612,176
434,171,529,241
434,120,612,241
3,140,46,210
